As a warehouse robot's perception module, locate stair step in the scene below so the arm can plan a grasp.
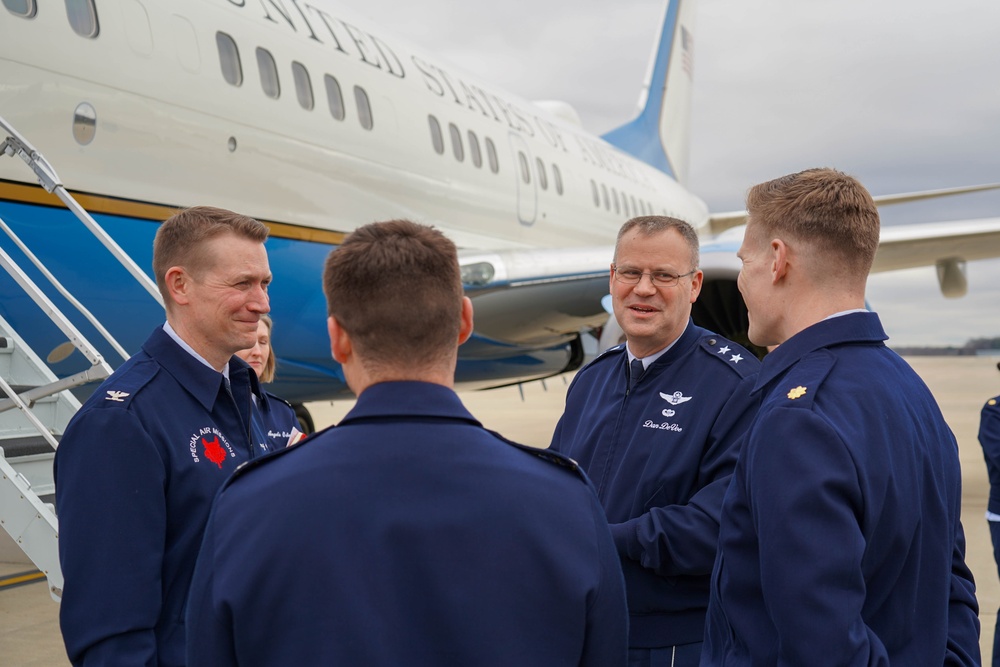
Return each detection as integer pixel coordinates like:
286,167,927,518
0,434,57,458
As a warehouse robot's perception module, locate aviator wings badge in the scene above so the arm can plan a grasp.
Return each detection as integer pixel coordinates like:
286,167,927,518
659,391,692,406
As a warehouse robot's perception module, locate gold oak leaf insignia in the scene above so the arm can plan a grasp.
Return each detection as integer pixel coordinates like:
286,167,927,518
787,386,808,400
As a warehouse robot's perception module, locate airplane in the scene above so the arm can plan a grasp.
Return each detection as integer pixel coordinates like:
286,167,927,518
1,0,1000,433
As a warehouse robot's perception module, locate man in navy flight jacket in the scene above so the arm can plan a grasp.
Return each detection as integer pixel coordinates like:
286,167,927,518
551,215,761,667
186,219,628,666
701,168,980,665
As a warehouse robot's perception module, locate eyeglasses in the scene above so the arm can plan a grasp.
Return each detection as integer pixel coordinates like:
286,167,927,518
612,265,696,287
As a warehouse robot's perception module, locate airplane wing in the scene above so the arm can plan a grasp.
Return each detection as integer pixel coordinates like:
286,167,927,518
873,217,1000,272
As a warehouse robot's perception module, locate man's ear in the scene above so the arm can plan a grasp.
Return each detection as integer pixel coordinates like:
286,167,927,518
328,316,352,363
770,238,789,283
457,297,474,345
164,266,190,306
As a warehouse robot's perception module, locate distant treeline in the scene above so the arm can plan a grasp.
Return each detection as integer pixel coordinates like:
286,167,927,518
892,337,1000,357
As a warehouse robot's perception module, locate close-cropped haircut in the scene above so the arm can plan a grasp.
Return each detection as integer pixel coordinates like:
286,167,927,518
152,206,269,300
323,220,464,370
745,168,880,275
615,215,700,270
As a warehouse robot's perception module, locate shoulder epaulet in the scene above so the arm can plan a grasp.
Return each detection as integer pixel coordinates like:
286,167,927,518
486,428,588,481
581,343,626,372
89,358,159,409
772,349,836,409
986,396,1000,410
697,335,760,378
265,391,293,409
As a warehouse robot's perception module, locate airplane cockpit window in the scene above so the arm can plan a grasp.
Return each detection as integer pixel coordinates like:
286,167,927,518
256,47,280,99
622,191,630,217
590,180,599,207
448,123,464,162
612,188,620,215
552,165,563,195
216,32,242,86
485,138,499,174
65,0,98,37
536,158,548,191
428,115,444,154
517,152,530,184
467,131,482,168
291,61,314,110
3,0,36,18
354,86,373,130
601,184,610,210
324,75,345,120
631,194,638,216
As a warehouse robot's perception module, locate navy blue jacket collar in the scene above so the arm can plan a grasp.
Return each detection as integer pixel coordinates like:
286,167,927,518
754,311,888,393
141,326,262,412
342,381,482,427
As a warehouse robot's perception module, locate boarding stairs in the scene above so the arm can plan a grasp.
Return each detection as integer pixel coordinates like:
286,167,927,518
0,115,163,600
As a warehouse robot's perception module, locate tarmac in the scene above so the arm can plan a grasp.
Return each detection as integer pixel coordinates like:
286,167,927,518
2,355,999,665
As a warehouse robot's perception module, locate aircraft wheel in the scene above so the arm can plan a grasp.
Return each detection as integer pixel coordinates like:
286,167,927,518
293,403,315,434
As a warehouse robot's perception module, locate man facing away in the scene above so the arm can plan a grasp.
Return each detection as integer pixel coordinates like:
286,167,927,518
702,168,980,665
185,219,629,667
55,206,273,666
550,216,761,667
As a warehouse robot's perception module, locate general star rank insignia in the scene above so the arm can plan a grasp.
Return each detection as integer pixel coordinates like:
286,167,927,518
787,386,807,400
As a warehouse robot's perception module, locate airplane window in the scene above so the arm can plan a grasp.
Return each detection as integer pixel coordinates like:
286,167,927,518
467,130,482,168
518,152,530,184
354,86,373,130
601,184,609,210
553,165,563,195
623,192,630,217
612,188,620,214
631,195,638,216
428,116,444,154
3,0,36,18
256,47,280,99
291,61,314,111
485,138,499,174
324,75,345,120
590,180,599,206
449,123,464,162
536,158,548,190
65,0,98,37
216,32,242,87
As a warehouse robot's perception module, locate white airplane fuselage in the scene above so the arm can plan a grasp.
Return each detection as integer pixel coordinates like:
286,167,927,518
0,0,710,402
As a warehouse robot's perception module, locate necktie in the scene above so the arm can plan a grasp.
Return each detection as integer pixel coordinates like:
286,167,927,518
629,358,645,391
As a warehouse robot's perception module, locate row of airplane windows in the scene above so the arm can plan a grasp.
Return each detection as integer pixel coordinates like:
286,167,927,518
216,32,374,131
592,179,658,219
4,0,98,35
427,116,567,196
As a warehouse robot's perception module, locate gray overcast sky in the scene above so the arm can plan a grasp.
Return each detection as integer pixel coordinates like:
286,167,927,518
343,0,1000,347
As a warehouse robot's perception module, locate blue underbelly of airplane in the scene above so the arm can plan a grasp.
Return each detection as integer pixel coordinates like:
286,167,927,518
0,199,577,403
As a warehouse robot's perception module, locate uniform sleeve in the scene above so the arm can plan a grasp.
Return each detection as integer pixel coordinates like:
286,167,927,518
55,409,167,667
747,408,887,666
580,488,629,667
185,503,238,667
979,403,1000,464
945,519,981,665
610,374,759,576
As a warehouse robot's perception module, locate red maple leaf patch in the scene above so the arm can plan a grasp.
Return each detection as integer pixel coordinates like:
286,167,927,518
202,435,227,468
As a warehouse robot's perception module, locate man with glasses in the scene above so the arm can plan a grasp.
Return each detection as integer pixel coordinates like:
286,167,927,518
550,216,761,667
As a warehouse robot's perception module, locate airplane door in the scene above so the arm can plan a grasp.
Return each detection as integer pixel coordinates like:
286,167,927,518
508,133,537,226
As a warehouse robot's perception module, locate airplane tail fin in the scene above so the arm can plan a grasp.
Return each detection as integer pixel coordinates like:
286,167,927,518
602,0,696,184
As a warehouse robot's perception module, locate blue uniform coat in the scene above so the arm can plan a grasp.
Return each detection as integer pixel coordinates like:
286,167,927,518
252,390,299,452
702,311,980,666
550,321,760,647
55,326,261,667
185,381,629,667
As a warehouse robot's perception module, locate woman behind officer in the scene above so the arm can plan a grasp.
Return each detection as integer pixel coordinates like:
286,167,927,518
237,314,302,451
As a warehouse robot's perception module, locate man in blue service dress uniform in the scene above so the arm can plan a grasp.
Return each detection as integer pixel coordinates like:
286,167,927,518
551,216,761,667
54,206,273,667
185,219,629,667
978,367,1000,667
701,168,980,666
